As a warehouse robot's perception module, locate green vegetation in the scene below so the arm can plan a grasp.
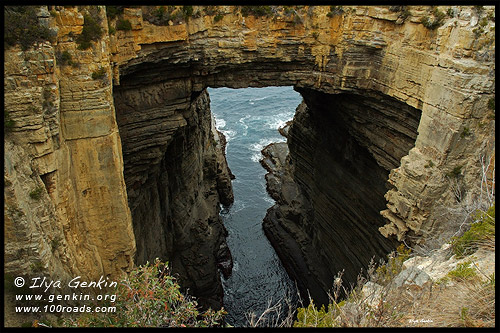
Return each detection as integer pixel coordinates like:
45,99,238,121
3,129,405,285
203,6,219,16
424,160,434,168
447,165,463,178
106,6,124,20
373,244,411,286
51,237,62,252
327,6,344,18
421,7,446,30
460,127,471,138
182,6,194,20
294,301,339,327
4,6,53,50
29,186,44,200
241,6,273,18
487,97,495,119
293,244,411,327
214,13,224,22
447,261,477,281
76,12,104,50
487,97,495,110
63,259,226,327
143,6,182,26
57,50,77,67
451,204,495,258
4,111,16,132
400,7,411,20
91,67,107,80
283,6,295,17
30,259,45,273
116,19,132,31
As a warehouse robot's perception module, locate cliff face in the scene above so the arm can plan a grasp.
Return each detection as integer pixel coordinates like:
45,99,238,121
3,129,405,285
4,7,135,285
4,5,495,310
113,83,233,308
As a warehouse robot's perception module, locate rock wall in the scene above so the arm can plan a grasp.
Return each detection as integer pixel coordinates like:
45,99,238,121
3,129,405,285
4,6,135,286
107,5,494,302
109,5,495,245
263,87,423,302
4,5,495,312
113,82,234,308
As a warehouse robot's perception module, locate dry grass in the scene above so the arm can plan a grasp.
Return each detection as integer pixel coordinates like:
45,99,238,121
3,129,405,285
292,235,495,328
407,277,495,327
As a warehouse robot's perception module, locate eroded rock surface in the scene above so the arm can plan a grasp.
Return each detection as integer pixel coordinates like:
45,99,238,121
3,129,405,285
4,5,495,313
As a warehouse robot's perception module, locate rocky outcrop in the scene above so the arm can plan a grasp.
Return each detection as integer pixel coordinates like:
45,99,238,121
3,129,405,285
4,6,135,286
4,5,495,315
109,5,495,249
261,87,422,302
113,82,234,308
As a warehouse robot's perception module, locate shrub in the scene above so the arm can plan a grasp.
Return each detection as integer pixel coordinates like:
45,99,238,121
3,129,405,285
182,5,194,19
4,111,16,131
203,6,218,16
214,13,224,22
106,6,124,19
460,127,471,138
143,6,181,26
63,259,226,327
30,259,45,273
293,301,338,327
327,6,344,18
51,237,62,252
421,8,446,30
76,13,103,50
283,6,295,17
91,67,107,80
241,6,273,18
4,6,53,50
373,244,411,286
116,19,132,31
451,204,495,258
57,50,77,67
447,165,463,178
29,186,44,200
447,261,477,281
487,97,495,110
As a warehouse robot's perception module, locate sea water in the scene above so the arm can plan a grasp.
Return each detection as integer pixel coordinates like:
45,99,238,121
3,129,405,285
208,86,303,327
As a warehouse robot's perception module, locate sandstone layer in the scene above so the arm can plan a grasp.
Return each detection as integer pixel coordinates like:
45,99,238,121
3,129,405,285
4,5,495,312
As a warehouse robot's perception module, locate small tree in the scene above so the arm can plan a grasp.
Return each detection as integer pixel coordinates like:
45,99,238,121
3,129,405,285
63,259,226,327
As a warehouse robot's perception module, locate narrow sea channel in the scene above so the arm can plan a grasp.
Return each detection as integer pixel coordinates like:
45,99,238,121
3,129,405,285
208,86,302,327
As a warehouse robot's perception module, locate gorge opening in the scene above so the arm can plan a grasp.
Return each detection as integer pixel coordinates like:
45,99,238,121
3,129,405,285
112,53,423,322
208,86,302,326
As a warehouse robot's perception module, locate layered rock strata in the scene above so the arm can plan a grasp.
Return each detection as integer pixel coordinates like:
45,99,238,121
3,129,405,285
4,5,495,314
113,82,234,308
262,87,423,303
4,6,135,287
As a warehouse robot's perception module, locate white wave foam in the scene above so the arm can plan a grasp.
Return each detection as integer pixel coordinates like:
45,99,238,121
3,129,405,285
238,114,250,135
215,117,226,129
249,137,285,163
238,114,251,124
248,95,270,102
266,111,294,130
221,129,237,143
263,195,276,205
